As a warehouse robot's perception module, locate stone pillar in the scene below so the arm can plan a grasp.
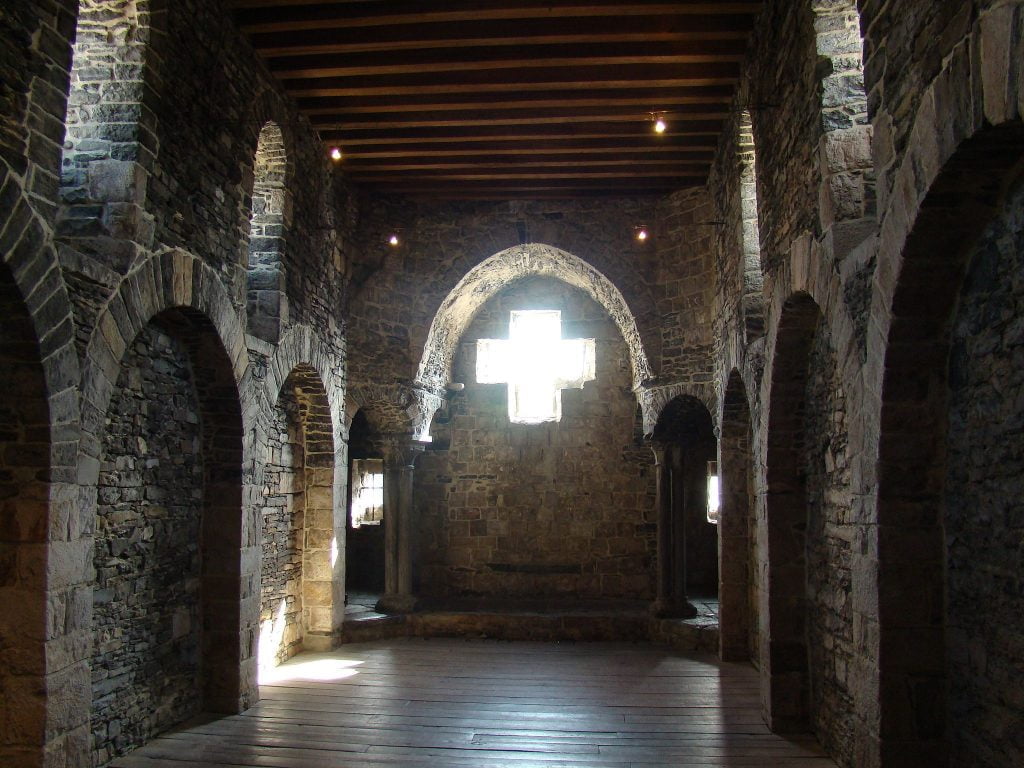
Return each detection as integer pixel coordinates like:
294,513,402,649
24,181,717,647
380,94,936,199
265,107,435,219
650,441,697,619
375,439,424,613
651,442,674,616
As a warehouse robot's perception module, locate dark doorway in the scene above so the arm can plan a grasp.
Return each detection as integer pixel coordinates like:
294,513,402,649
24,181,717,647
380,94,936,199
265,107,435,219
345,410,385,594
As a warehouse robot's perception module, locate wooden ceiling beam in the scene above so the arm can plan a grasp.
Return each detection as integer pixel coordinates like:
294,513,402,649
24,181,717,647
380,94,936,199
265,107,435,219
286,72,739,98
340,146,716,160
234,2,763,34
268,42,745,79
297,89,735,114
319,122,723,141
248,17,754,57
341,159,711,171
311,110,730,131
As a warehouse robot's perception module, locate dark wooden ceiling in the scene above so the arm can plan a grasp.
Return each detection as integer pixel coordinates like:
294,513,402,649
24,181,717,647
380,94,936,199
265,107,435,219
229,0,761,199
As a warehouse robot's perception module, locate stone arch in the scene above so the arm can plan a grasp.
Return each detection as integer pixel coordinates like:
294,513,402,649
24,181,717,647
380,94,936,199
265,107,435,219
61,0,161,246
872,122,1024,766
0,167,83,762
0,256,80,765
259,362,337,671
810,0,874,244
738,110,765,342
763,290,854,765
650,395,718,614
415,243,654,406
864,7,1024,763
718,369,757,663
763,292,820,733
79,250,252,728
246,120,291,343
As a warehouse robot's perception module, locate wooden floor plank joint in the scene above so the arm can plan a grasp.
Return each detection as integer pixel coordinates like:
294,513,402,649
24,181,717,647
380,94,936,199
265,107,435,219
111,639,836,767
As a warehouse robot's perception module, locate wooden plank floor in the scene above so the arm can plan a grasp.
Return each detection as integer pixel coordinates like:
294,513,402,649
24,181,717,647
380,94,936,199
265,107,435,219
111,639,836,767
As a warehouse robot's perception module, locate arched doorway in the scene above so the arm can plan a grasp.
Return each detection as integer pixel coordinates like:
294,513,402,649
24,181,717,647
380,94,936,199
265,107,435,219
345,410,386,601
650,396,718,616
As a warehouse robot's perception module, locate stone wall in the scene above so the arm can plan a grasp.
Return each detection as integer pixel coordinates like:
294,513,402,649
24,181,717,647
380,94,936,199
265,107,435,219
415,276,656,600
348,198,663,408
945,178,1024,768
260,389,303,669
92,322,202,765
804,320,854,766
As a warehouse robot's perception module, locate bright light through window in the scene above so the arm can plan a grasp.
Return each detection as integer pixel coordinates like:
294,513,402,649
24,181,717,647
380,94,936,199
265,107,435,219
351,458,384,528
477,310,595,424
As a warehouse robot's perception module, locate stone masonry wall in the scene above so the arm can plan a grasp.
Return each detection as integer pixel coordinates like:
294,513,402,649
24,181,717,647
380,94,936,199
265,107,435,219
259,389,303,669
92,322,202,765
804,319,854,767
944,178,1024,768
415,277,656,600
348,198,662,411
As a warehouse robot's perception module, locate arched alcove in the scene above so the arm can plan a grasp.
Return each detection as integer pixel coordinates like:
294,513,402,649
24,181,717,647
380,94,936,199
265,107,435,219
259,364,335,674
764,292,854,766
719,370,757,662
875,121,1024,768
246,121,289,343
90,307,243,764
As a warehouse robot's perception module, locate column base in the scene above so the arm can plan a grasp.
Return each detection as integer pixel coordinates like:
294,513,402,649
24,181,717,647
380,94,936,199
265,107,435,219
375,593,418,614
649,599,698,619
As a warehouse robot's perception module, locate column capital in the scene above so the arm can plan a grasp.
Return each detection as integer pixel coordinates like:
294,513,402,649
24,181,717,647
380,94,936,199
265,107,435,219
374,434,427,468
646,439,670,464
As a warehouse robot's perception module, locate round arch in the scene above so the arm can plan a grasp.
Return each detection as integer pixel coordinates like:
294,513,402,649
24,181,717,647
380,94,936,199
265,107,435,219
415,243,654,396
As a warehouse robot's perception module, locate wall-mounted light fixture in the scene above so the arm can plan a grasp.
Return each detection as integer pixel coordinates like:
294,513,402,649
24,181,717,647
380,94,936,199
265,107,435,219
388,232,401,246
706,460,720,525
650,112,667,134
329,146,343,162
634,224,649,242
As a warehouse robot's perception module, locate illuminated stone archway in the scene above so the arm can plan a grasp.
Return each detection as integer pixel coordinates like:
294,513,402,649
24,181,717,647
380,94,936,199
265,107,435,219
414,243,653,437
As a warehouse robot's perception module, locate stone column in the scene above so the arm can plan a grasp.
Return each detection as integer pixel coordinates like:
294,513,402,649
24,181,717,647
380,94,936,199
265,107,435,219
650,442,674,616
375,439,424,613
650,441,697,619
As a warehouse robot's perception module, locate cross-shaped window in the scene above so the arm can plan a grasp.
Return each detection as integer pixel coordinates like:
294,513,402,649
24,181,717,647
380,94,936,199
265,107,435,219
476,310,596,424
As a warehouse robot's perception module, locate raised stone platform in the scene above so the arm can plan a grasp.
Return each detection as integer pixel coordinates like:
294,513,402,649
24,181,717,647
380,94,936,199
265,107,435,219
337,592,719,652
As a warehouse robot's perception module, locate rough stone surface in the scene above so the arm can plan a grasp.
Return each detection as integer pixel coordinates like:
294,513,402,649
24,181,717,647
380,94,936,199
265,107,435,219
416,277,656,600
945,178,1024,768
804,319,854,766
92,323,202,765
1,1,1023,767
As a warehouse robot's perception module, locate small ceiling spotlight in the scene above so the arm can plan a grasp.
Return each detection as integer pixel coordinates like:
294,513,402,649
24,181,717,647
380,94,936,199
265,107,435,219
651,112,667,134
634,225,649,242
329,146,343,162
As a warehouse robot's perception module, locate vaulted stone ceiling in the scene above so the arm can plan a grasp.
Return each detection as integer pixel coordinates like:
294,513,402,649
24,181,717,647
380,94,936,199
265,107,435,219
228,0,761,199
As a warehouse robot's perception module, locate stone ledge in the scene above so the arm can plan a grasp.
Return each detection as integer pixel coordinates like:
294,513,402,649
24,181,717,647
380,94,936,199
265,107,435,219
336,609,719,651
